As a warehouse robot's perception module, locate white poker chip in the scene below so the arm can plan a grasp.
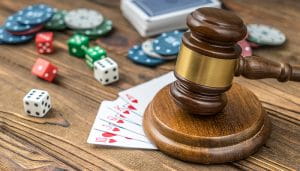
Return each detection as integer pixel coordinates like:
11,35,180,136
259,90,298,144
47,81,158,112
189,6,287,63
247,24,286,46
64,8,103,29
142,39,177,60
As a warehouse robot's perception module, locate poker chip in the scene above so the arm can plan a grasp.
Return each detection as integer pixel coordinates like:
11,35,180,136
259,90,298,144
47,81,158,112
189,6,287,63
153,30,183,56
8,24,44,35
45,10,67,30
4,14,32,32
128,45,165,67
0,27,33,44
142,39,177,60
247,24,286,46
64,8,104,29
238,40,252,57
17,4,54,25
76,19,113,37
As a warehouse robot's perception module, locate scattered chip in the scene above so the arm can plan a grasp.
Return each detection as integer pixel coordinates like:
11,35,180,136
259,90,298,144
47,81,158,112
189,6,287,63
142,39,176,60
64,8,104,29
128,45,165,67
8,24,44,36
4,14,32,32
247,24,286,46
76,19,113,37
17,4,54,25
0,27,33,44
153,30,183,55
238,40,252,57
45,10,67,30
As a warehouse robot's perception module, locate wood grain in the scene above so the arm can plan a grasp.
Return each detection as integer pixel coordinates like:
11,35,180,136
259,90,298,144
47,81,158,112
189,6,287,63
0,0,298,170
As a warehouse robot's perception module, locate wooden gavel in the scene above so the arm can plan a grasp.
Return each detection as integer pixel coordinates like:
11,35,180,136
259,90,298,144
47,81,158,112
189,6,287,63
171,8,300,115
144,7,300,164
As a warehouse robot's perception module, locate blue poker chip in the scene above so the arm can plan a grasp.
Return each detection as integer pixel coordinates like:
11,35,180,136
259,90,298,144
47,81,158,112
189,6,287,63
4,14,33,32
0,27,33,44
17,4,54,25
153,30,183,55
128,45,166,67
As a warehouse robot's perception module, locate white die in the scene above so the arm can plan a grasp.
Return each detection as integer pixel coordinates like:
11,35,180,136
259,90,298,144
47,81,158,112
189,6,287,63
94,57,119,85
23,89,51,117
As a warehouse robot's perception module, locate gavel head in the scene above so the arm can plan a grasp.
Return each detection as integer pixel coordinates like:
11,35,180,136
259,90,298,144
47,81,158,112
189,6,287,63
171,7,247,115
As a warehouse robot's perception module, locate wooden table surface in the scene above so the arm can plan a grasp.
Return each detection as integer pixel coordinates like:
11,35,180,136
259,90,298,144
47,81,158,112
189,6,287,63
0,0,299,170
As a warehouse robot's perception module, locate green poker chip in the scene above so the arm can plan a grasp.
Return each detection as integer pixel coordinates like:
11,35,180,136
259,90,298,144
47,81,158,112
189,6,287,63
76,19,113,37
45,10,67,30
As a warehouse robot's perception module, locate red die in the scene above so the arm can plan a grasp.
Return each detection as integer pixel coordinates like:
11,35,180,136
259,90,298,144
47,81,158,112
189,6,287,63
31,58,58,82
35,32,54,54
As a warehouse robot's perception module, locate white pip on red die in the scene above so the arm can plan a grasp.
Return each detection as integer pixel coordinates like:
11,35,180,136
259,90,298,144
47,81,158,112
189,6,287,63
94,57,119,85
35,32,54,54
23,89,52,117
31,58,58,82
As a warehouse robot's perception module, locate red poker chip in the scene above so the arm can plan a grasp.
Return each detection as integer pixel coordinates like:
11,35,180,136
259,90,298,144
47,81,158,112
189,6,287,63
8,24,44,36
238,40,252,57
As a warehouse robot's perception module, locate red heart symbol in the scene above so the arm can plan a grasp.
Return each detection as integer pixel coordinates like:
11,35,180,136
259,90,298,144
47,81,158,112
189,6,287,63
109,139,117,143
120,115,126,118
117,120,124,123
113,127,120,132
123,110,130,114
128,105,136,110
132,99,138,103
102,132,116,137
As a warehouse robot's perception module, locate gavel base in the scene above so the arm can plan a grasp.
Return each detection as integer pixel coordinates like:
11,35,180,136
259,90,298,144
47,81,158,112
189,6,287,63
143,83,271,164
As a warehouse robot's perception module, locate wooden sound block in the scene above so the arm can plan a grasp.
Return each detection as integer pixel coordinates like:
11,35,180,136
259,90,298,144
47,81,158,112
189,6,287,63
143,83,271,164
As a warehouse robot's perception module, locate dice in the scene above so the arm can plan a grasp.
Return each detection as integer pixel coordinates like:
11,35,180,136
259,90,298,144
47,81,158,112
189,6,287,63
31,58,58,82
35,32,54,54
85,46,107,68
94,57,119,85
23,89,51,117
68,34,89,58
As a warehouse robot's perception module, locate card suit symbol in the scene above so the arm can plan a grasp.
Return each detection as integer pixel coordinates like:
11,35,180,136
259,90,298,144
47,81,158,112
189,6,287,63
113,127,120,132
120,115,126,118
131,99,138,103
128,105,136,110
123,110,130,114
109,139,117,143
102,132,116,137
117,120,124,124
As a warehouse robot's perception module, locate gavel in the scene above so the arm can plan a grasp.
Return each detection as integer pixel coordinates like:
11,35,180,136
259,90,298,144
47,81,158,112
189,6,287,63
143,7,300,164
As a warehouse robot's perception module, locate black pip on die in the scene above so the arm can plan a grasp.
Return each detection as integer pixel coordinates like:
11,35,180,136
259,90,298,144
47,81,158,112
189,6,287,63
94,57,119,85
23,89,52,117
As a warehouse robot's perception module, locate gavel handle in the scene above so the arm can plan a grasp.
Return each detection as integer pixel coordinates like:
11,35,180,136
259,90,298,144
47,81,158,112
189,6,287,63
235,56,300,82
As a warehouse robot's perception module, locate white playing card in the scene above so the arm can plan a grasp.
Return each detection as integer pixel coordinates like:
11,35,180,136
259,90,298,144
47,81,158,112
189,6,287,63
94,117,151,143
87,129,157,150
119,72,176,113
106,98,143,125
97,101,146,136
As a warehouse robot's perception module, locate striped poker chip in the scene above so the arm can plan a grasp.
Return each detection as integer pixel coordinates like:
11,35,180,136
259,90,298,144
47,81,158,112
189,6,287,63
76,19,113,37
153,30,183,56
142,39,177,60
128,45,165,67
0,27,33,44
45,10,67,30
247,24,286,46
17,4,54,25
64,8,103,30
4,14,32,32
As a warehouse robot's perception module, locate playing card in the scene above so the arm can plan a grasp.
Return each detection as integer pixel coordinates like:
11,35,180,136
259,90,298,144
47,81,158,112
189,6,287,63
119,71,176,113
107,98,143,124
97,101,146,136
93,113,150,143
87,129,157,149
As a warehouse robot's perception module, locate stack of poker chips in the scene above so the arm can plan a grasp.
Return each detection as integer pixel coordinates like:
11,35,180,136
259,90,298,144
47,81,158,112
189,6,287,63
0,4,54,44
127,30,184,67
0,5,114,45
64,8,113,39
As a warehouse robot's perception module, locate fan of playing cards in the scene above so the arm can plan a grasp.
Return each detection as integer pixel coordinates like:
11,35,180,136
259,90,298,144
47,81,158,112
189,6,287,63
87,72,176,149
